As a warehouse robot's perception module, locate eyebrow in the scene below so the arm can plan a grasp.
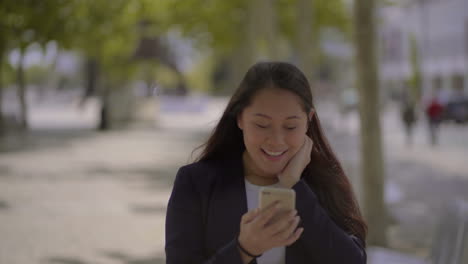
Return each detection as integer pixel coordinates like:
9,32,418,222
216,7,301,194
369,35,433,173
253,113,300,120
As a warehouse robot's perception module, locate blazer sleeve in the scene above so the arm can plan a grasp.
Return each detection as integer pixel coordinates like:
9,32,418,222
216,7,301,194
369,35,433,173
165,166,245,264
292,179,367,263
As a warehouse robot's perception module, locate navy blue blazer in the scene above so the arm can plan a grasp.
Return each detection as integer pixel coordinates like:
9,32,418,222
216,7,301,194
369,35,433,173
165,155,366,264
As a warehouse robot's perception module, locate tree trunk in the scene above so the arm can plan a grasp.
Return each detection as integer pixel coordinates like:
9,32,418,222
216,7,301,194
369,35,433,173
17,48,28,130
0,49,4,135
241,0,257,68
84,57,99,97
261,0,280,59
99,101,109,131
225,0,257,94
295,0,315,84
98,85,110,131
353,0,388,246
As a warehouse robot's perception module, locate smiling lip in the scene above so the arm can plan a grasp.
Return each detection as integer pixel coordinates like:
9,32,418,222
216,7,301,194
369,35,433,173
261,149,287,161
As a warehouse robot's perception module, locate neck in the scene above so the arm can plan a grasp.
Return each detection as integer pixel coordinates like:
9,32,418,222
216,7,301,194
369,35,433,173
242,151,279,186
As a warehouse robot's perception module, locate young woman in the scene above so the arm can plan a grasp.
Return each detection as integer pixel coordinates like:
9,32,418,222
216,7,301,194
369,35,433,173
165,62,367,264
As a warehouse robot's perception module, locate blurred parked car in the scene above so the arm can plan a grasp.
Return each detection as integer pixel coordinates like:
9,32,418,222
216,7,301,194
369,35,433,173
442,97,468,123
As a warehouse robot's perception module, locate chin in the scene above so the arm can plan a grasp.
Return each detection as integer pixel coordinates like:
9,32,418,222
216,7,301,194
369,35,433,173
259,164,286,176
253,157,288,174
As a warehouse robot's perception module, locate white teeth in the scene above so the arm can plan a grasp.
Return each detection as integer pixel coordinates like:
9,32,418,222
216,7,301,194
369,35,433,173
263,149,285,156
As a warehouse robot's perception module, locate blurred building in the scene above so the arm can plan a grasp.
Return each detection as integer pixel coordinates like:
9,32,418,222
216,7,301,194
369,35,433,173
379,0,468,101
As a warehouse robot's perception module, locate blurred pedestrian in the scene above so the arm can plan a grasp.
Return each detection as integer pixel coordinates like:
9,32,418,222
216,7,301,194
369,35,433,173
165,62,367,264
425,97,444,146
400,98,417,146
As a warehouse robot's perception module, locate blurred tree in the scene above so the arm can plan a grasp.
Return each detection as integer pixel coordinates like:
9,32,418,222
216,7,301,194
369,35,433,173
409,34,422,104
353,0,387,246
162,0,350,92
0,0,352,133
284,0,351,86
63,0,143,130
163,0,253,93
0,0,161,132
69,0,196,129
0,0,73,131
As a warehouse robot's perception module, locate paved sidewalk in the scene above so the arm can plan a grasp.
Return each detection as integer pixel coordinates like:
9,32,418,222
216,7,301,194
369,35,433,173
0,98,217,264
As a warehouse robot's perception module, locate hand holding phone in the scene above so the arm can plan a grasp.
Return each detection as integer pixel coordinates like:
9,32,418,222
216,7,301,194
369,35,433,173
238,194,302,260
259,187,296,224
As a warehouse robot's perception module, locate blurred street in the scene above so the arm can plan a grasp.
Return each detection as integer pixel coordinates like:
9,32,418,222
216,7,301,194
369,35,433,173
1,95,468,263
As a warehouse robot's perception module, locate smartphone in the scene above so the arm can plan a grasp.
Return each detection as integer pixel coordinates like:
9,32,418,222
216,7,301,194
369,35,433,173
259,187,296,214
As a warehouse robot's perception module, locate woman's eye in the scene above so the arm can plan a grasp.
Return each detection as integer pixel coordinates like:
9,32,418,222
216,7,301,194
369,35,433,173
255,124,268,129
285,127,297,130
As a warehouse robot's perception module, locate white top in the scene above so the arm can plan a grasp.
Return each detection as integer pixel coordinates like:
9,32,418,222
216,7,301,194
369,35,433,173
244,179,285,264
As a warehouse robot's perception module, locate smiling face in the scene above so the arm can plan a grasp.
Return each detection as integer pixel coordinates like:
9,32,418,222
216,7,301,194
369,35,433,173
237,87,312,182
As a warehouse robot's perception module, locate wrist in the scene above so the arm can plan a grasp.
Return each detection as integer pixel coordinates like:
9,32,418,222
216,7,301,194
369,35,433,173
278,172,300,189
279,177,298,189
237,237,263,258
238,248,255,264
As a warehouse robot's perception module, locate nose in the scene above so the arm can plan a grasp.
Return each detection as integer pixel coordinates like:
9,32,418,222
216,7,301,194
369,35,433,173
265,127,286,148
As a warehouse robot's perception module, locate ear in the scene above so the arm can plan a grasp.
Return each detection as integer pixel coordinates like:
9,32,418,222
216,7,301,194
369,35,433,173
237,114,243,130
308,109,315,122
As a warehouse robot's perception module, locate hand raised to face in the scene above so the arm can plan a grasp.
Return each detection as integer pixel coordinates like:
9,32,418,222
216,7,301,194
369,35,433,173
278,136,313,188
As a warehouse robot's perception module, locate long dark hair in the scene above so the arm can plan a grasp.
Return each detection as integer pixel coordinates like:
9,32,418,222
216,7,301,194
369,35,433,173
195,61,367,245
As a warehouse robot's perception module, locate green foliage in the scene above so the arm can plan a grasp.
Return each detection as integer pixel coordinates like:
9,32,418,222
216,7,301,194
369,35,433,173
154,64,180,89
1,1,146,72
0,0,352,93
63,0,138,82
279,0,352,38
160,0,249,52
0,61,16,88
0,0,72,51
313,0,351,36
381,0,400,7
185,56,216,92
157,0,350,52
26,65,49,86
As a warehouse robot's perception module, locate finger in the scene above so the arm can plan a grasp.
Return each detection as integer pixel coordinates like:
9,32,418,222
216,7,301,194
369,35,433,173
255,201,280,227
283,227,304,246
241,208,260,224
264,209,297,236
274,215,301,241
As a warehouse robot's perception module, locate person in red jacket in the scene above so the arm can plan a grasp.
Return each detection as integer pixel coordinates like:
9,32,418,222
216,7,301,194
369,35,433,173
426,98,444,145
